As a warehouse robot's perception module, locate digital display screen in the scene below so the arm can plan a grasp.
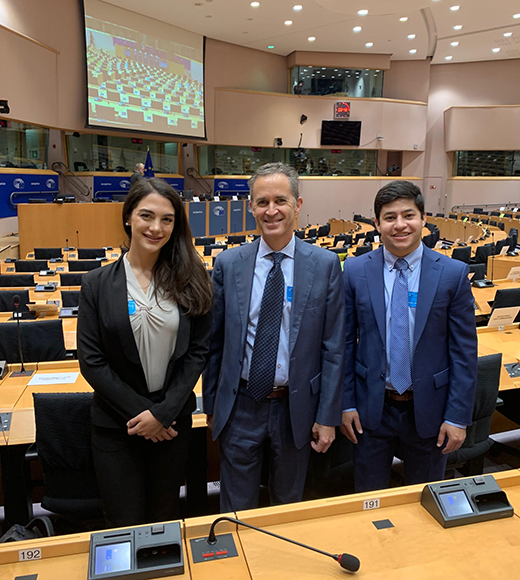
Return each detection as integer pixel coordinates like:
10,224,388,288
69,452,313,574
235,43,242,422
94,542,132,575
439,490,473,518
320,121,362,146
83,0,205,139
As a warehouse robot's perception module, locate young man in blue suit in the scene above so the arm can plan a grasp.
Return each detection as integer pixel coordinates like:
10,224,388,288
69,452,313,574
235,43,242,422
341,181,478,492
203,163,345,511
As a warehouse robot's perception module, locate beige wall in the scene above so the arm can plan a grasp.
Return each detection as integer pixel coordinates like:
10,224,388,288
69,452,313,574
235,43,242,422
383,59,431,103
447,179,520,211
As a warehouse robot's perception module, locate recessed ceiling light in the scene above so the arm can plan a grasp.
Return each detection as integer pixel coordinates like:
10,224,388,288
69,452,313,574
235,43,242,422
308,36,316,42
376,69,380,72
365,42,373,47
399,16,408,22
322,67,326,69
453,24,462,30
358,9,368,16
445,56,453,60
408,34,416,39
250,1,260,6
451,41,459,46
267,45,274,49
409,49,417,54
514,13,520,19
353,26,362,32
492,47,501,52
504,32,513,37
334,69,338,71
284,20,292,25
293,4,302,10
450,5,460,11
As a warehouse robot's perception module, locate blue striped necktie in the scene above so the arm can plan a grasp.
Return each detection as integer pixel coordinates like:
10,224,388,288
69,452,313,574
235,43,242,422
390,258,412,395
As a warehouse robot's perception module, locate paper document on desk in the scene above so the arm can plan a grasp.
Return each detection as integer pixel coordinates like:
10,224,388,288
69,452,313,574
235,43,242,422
27,372,80,386
488,307,520,327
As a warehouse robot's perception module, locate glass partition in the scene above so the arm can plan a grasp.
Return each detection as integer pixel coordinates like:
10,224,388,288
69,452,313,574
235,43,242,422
454,151,520,176
0,119,49,169
198,145,378,177
66,133,178,173
290,66,384,98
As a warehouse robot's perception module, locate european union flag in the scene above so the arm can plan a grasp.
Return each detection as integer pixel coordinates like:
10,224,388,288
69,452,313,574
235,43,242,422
144,149,155,178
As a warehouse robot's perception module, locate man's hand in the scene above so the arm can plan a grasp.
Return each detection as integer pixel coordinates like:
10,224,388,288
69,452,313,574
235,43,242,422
437,422,466,454
340,410,363,444
127,410,177,441
311,423,335,453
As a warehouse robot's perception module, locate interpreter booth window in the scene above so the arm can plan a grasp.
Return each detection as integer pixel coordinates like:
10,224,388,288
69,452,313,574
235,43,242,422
289,148,378,176
66,134,178,173
198,145,285,175
454,151,519,177
0,120,49,169
290,66,384,98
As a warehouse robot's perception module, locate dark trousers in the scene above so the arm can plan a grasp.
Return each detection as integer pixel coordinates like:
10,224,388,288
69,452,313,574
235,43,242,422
91,415,192,528
219,389,311,512
353,398,447,493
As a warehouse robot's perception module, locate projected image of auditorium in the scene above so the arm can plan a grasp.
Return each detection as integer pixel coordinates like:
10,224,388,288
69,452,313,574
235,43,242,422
85,17,204,138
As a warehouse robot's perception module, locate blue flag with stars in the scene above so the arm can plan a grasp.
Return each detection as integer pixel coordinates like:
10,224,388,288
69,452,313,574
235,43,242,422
144,149,155,178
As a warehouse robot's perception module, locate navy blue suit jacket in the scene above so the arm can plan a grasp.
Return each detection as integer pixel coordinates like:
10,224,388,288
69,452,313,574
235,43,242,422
203,237,345,450
343,244,478,439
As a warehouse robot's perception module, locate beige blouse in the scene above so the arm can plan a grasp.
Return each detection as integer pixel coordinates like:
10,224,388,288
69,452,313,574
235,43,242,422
123,254,179,393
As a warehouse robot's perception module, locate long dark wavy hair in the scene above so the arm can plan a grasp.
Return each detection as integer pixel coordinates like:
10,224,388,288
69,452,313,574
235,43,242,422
122,178,213,316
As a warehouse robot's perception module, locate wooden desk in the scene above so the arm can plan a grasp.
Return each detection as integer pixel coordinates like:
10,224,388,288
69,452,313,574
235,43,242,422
472,279,520,315
477,325,520,391
487,255,520,281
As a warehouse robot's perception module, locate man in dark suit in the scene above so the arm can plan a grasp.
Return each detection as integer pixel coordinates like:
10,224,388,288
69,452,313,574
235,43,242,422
341,181,478,492
130,163,145,186
203,162,345,511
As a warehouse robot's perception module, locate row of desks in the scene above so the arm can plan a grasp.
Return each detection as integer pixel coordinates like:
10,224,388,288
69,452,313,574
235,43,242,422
1,469,520,578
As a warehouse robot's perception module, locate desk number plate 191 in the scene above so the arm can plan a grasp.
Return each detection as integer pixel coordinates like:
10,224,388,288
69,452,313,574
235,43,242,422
363,498,380,510
19,548,42,561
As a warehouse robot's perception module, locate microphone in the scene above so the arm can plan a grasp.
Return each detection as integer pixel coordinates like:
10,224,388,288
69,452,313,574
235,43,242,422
490,232,495,282
76,230,80,250
206,516,360,573
13,295,27,374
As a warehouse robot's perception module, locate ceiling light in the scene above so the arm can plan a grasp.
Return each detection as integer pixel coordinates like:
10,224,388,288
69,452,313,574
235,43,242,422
293,4,303,10
409,49,417,54
450,5,460,11
353,26,362,32
451,41,459,46
445,56,453,60
514,14,520,19
308,36,316,41
453,25,462,30
408,34,416,39
504,32,513,37
322,67,326,69
365,42,373,47
492,48,501,52
358,9,368,16
250,1,260,6
376,69,380,72
284,20,293,25
267,45,274,49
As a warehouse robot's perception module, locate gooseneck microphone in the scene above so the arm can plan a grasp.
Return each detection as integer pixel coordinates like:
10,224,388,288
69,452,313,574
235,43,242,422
76,230,80,250
206,516,360,573
13,295,26,374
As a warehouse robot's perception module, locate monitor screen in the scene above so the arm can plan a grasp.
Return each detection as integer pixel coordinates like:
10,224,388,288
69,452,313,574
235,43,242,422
320,121,362,146
439,490,473,518
94,542,132,576
83,0,205,139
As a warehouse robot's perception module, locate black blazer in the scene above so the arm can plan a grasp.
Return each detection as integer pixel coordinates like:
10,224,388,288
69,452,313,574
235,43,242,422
77,257,211,429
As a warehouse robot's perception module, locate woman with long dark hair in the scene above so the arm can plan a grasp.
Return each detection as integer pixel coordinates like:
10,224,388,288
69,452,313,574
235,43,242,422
78,178,212,527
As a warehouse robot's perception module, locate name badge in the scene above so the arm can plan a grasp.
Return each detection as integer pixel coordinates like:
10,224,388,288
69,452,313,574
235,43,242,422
128,299,136,315
408,291,418,308
287,286,293,302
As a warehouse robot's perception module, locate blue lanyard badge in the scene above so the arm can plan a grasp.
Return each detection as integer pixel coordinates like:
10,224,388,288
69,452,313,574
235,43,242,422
287,286,293,302
128,299,136,315
408,291,418,308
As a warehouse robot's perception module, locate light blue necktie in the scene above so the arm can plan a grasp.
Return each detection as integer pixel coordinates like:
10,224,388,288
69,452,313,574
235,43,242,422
248,253,286,401
390,258,412,394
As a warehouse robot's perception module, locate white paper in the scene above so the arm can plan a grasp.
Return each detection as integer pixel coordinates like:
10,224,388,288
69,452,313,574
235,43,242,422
488,307,520,327
507,266,520,281
28,372,80,386
499,246,508,256
193,196,200,202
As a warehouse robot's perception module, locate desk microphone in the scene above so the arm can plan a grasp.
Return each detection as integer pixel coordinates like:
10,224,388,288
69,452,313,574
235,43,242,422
76,230,80,250
13,295,27,374
206,516,360,573
490,232,496,282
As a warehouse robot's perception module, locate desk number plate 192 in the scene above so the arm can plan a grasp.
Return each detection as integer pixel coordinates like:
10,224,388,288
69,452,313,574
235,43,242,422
19,548,41,561
363,498,380,510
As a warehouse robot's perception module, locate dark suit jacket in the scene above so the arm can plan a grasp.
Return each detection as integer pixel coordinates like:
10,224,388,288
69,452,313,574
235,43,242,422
77,257,211,429
343,245,478,439
202,237,345,450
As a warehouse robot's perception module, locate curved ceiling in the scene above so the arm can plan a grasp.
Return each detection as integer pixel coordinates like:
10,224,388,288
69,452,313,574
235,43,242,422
103,0,520,64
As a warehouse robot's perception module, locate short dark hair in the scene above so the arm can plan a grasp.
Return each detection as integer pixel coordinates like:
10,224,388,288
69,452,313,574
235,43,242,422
248,162,299,202
374,180,425,220
122,178,212,316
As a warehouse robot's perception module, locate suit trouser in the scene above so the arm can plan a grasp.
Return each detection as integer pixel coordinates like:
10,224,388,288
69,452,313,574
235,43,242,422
353,397,447,493
219,388,311,512
91,414,192,528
